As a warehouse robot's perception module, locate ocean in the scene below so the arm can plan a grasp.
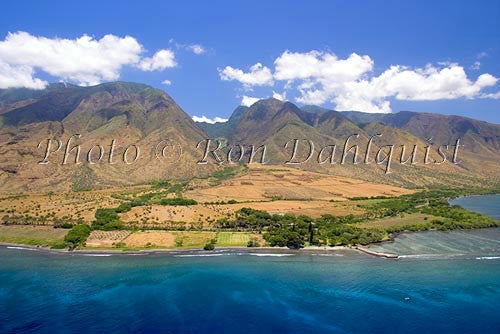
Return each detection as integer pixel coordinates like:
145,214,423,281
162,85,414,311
0,194,499,334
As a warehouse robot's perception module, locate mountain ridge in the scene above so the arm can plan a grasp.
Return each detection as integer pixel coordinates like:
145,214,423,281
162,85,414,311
1,82,499,192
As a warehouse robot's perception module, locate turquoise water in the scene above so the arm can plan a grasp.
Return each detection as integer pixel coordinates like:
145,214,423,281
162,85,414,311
0,194,499,334
450,194,500,220
1,247,499,334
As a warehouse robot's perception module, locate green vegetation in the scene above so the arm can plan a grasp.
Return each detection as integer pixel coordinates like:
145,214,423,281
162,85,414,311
247,238,260,247
349,195,390,201
159,198,197,206
205,165,248,185
92,208,124,230
211,188,500,248
203,238,217,250
211,166,240,181
64,224,91,249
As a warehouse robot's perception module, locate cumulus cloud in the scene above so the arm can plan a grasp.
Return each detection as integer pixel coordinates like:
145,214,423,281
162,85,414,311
192,115,228,124
241,95,261,107
161,79,171,85
0,60,47,89
274,50,373,82
137,49,176,71
220,49,499,113
219,63,273,88
0,31,177,89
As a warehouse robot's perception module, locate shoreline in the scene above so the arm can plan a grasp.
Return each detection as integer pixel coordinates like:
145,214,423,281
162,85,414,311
4,226,500,258
0,242,361,257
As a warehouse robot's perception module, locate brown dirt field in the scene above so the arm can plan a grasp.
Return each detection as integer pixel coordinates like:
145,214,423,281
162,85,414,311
123,231,177,248
119,204,234,225
86,230,131,247
226,200,363,218
185,165,413,203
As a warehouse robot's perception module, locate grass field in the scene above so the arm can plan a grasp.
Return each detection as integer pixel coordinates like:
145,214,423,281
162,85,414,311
172,231,217,248
0,225,68,247
356,213,438,229
215,232,263,247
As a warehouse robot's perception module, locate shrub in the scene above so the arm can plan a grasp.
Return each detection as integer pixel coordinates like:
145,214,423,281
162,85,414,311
53,219,74,229
203,238,217,250
159,198,197,206
247,239,260,247
64,224,91,249
203,242,215,251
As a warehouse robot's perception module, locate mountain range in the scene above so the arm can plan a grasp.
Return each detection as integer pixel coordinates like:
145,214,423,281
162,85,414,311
0,81,499,193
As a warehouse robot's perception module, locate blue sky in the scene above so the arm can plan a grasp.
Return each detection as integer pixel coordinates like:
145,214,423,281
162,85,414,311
0,0,499,122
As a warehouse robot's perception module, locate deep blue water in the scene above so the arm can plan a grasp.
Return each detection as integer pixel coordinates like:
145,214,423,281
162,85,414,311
0,194,499,334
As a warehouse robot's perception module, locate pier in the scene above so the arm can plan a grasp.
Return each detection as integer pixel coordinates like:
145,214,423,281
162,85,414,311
354,246,399,259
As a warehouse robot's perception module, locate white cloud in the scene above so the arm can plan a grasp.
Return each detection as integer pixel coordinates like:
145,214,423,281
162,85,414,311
480,91,500,99
241,95,261,107
0,31,177,89
274,50,373,83
169,39,207,55
219,63,273,88
187,44,206,55
192,115,228,124
161,79,171,85
0,60,47,89
272,91,287,101
471,61,481,70
220,49,499,113
137,49,176,71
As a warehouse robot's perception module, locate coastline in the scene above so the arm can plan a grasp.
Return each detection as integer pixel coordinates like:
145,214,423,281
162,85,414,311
0,242,361,257
2,194,498,259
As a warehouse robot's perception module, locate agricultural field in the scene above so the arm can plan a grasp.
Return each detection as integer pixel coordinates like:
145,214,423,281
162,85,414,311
86,230,131,247
83,231,264,249
119,231,217,249
0,165,410,230
184,165,413,203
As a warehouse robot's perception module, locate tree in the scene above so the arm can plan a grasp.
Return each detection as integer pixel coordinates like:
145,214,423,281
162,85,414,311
64,224,91,249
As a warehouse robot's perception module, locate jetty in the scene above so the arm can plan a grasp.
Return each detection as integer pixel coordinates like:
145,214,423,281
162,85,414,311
354,246,399,259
